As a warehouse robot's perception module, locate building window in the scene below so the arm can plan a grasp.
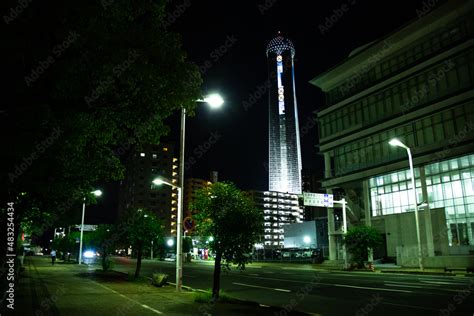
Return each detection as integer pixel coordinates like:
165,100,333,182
140,153,145,157
370,154,474,246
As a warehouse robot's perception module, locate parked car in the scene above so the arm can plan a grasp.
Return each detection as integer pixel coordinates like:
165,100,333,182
164,253,176,261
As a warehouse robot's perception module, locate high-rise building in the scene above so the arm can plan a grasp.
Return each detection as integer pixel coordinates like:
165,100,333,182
311,0,474,264
183,178,212,215
118,144,179,236
246,190,304,248
266,34,303,194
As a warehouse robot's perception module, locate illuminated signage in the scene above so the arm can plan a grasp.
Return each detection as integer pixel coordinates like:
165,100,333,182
277,55,285,115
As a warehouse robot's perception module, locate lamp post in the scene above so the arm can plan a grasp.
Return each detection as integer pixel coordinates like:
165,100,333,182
78,189,102,265
389,138,424,271
153,177,183,291
174,94,223,290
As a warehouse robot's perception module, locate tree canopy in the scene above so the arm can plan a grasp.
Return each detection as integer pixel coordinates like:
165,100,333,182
118,208,164,278
2,0,202,244
192,182,263,299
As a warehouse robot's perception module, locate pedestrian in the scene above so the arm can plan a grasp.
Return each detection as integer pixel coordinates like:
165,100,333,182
51,249,57,265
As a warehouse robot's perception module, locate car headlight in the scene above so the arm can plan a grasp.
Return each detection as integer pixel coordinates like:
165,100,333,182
83,250,95,258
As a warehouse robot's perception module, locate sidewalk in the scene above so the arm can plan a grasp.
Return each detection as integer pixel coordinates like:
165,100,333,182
8,256,309,316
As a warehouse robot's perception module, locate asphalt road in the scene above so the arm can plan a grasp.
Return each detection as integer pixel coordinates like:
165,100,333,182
111,257,474,316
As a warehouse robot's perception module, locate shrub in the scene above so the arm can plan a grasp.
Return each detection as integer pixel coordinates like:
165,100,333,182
343,225,383,268
151,273,168,287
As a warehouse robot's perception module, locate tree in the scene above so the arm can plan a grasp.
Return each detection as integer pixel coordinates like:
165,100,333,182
2,0,202,259
51,234,77,261
192,182,263,300
119,208,163,278
89,224,116,271
343,225,383,268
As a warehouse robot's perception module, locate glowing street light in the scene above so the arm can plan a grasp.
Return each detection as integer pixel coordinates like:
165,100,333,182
201,93,224,109
303,236,311,244
389,138,423,271
153,176,183,291
79,189,102,265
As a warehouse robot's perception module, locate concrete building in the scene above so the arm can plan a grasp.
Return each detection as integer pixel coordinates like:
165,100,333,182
119,144,179,236
246,190,304,248
311,0,474,267
283,219,328,251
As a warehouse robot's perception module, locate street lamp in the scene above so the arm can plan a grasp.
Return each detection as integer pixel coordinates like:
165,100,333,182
153,177,183,291
389,138,424,271
201,93,224,109
171,94,223,291
78,189,102,265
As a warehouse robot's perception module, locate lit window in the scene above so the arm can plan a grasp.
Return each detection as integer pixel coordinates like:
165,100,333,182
163,147,168,152
140,153,145,157
152,154,157,159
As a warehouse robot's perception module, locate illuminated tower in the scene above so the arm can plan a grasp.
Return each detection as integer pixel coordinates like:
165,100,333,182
266,34,302,194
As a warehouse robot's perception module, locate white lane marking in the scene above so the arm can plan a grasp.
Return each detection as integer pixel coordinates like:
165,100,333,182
248,273,259,276
263,271,275,274
382,301,439,311
95,283,163,314
183,274,197,278
334,284,412,293
240,274,322,284
417,277,468,282
421,280,467,285
233,282,291,292
385,283,423,289
281,267,327,271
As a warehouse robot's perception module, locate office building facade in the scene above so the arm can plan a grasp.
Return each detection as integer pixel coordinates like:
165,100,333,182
311,0,474,265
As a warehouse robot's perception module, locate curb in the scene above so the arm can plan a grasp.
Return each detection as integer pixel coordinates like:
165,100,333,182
167,281,197,292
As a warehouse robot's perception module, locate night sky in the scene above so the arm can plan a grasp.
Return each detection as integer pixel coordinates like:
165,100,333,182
95,0,435,221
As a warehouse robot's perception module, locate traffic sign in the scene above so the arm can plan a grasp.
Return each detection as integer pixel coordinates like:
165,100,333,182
183,216,195,231
303,192,334,207
74,224,97,231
